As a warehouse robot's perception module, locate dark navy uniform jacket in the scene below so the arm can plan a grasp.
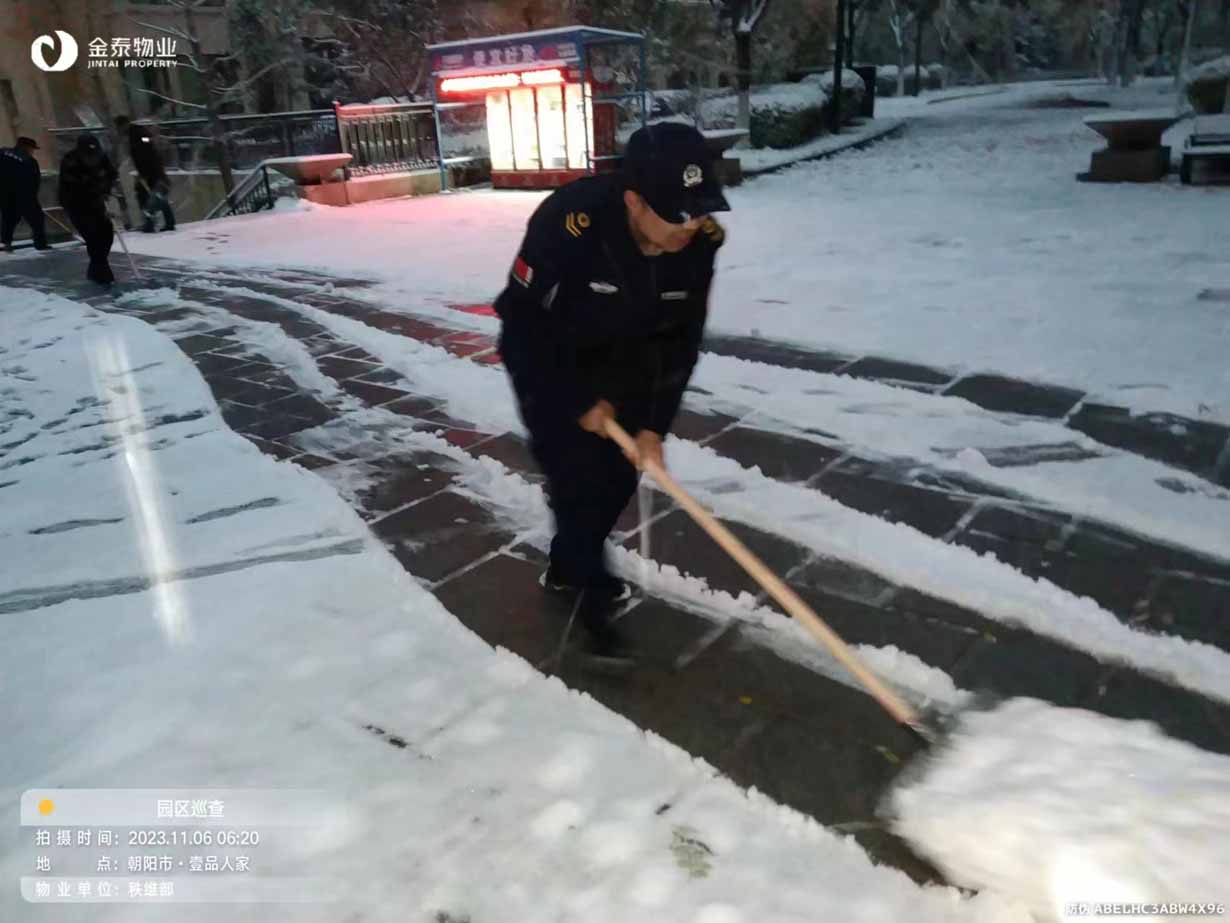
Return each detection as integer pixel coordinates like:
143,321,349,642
495,174,725,437
0,147,42,202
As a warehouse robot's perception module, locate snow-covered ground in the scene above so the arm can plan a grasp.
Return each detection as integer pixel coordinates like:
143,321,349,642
7,74,1229,921
0,290,1035,922
126,78,1228,426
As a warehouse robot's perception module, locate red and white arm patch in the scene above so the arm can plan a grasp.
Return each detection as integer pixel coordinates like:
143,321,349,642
512,255,534,288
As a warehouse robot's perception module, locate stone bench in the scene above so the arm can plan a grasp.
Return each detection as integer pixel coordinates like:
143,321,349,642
1079,111,1178,183
1180,143,1230,185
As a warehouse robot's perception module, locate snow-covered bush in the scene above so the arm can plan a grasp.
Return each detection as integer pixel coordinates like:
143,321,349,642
876,64,900,97
748,103,826,149
1185,55,1230,114
927,63,947,90
705,83,828,149
804,69,867,116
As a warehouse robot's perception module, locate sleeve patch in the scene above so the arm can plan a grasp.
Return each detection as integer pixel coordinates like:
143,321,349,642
512,255,533,287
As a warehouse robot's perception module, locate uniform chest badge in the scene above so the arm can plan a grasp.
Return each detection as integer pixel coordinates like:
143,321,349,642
589,280,619,294
661,290,689,301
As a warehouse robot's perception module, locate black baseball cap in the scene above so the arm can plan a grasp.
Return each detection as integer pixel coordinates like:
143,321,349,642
623,122,730,223
16,136,39,150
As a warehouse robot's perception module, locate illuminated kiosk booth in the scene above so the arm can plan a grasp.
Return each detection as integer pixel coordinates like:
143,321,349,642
428,27,647,189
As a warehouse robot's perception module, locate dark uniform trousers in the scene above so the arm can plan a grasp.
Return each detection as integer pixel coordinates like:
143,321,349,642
495,174,723,588
59,145,119,284
68,207,115,283
1,195,47,248
136,175,175,231
1,147,48,248
501,323,642,585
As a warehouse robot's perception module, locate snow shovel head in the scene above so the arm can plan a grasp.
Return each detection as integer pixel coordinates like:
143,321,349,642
880,697,1230,922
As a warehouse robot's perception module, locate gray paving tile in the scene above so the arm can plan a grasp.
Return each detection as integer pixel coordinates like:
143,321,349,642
337,378,410,406
625,509,811,600
347,451,458,518
1084,667,1230,755
241,414,319,442
373,490,510,583
1070,404,1229,480
670,409,738,443
789,554,896,605
841,356,952,386
812,472,971,538
706,426,843,482
470,432,540,478
1148,573,1230,650
316,355,381,381
702,334,854,374
951,629,1103,707
383,395,441,418
944,374,1084,418
174,333,233,356
264,393,335,427
432,554,578,667
789,572,978,673
613,485,675,537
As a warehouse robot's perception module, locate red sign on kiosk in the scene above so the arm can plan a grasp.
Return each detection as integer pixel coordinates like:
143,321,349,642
428,27,645,190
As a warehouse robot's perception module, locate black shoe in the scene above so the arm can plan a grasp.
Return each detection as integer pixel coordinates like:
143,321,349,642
540,566,631,603
161,225,176,232
580,614,639,671
34,244,51,251
141,224,156,234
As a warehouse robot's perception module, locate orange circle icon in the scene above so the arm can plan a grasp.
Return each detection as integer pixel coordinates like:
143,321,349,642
37,799,55,816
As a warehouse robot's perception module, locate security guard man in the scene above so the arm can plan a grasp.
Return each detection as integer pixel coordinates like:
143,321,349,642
0,136,49,252
495,123,729,658
115,116,176,233
58,135,119,286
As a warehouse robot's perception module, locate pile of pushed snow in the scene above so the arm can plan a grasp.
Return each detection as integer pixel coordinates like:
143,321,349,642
273,195,317,213
888,699,1230,922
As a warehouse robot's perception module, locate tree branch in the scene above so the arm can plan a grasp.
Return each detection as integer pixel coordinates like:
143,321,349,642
212,57,293,97
131,19,196,44
135,88,208,110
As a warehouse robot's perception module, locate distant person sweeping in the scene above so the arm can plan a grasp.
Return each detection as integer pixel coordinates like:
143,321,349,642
494,123,729,662
0,136,49,253
115,116,175,233
59,135,119,286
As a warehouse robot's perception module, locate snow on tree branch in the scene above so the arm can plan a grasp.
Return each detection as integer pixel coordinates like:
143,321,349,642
131,19,196,45
135,88,207,110
737,0,772,34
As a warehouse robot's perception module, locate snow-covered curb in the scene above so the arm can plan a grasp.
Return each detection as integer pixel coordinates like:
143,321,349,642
741,118,907,175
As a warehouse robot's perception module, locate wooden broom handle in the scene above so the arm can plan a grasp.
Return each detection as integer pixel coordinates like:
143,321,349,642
605,418,921,730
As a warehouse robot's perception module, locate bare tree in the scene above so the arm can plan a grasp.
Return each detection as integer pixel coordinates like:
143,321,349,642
710,0,774,135
1175,0,1200,108
886,0,916,94
132,0,293,194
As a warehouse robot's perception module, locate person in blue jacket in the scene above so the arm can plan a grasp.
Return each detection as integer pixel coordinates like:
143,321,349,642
0,137,49,252
494,123,729,659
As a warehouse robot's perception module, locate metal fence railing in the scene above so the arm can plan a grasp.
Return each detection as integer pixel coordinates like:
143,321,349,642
46,110,342,172
203,161,277,220
333,101,440,177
